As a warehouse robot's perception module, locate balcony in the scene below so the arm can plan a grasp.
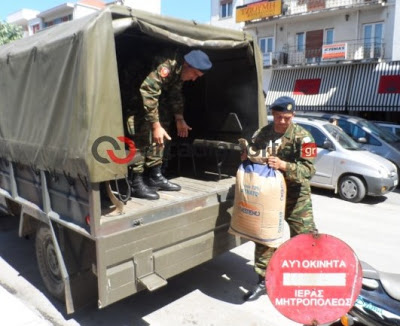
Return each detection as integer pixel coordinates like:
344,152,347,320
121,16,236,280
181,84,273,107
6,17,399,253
263,39,385,67
286,0,385,15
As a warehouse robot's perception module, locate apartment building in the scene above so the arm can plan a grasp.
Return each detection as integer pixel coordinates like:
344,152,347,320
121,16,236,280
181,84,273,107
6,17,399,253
6,0,161,37
211,0,400,121
6,0,106,36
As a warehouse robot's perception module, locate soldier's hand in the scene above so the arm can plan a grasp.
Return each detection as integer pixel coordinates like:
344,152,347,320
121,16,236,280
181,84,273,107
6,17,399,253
152,123,171,145
267,156,286,171
176,119,192,138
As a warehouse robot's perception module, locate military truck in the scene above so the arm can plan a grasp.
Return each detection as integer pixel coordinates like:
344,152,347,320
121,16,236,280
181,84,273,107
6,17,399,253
0,5,265,314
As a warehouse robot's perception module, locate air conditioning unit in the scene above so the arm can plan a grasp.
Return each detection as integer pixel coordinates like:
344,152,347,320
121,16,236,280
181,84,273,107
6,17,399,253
263,52,288,67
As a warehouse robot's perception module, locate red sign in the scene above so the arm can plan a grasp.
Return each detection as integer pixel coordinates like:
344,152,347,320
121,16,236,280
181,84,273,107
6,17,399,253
266,234,362,325
378,75,400,94
293,79,321,95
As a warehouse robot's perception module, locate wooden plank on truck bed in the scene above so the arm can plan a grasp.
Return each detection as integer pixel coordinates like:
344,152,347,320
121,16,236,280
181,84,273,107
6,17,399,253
100,176,235,231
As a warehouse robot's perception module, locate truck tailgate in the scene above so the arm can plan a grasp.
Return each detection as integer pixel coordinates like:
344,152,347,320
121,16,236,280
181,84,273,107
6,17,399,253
95,176,237,308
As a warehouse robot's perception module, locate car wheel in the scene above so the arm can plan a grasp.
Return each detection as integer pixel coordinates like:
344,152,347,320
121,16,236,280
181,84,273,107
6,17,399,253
338,175,366,203
35,223,65,302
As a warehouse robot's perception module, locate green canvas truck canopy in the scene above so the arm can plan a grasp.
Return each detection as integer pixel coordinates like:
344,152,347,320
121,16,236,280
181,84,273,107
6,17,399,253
0,5,265,183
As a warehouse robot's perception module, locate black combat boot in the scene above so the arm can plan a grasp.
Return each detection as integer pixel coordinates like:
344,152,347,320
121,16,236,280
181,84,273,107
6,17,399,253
243,275,266,302
131,173,160,200
147,165,181,191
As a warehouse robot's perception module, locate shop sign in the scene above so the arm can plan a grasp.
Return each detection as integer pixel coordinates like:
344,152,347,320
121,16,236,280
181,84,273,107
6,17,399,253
322,43,347,60
236,0,282,23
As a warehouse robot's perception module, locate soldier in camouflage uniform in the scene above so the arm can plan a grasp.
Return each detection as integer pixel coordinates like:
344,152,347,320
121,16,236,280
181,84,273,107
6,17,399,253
122,49,212,200
243,96,317,301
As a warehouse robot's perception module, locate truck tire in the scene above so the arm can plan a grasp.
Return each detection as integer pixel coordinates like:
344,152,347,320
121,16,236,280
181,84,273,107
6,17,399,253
35,223,65,302
338,175,366,203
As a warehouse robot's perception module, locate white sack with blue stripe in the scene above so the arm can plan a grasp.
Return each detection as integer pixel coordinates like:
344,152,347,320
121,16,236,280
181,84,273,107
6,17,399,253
229,160,287,247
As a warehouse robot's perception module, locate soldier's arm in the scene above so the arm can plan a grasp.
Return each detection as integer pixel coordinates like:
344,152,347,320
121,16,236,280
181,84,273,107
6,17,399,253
139,60,175,123
284,133,316,183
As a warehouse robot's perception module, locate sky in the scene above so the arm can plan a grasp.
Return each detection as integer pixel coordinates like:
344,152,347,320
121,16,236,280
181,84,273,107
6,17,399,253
0,0,211,23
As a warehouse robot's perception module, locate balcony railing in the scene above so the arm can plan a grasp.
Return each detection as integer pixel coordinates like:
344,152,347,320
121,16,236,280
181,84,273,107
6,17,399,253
285,0,384,15
263,40,385,67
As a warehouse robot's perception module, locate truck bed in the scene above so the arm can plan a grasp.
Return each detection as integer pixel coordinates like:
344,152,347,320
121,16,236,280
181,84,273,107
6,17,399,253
99,175,236,236
95,175,238,307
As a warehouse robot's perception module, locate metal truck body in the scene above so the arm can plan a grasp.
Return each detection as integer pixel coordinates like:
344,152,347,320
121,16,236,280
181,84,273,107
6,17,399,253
0,5,265,313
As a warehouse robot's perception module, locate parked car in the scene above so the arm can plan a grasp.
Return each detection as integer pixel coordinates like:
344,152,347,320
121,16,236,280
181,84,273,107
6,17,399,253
266,116,398,202
373,121,400,138
295,112,400,180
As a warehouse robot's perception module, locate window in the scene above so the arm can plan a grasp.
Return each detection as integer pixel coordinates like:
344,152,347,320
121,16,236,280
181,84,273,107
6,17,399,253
32,24,40,34
259,37,274,54
260,37,274,66
363,23,383,58
44,21,54,28
296,32,305,52
299,125,326,148
325,28,334,45
44,15,73,28
337,120,381,146
221,1,233,18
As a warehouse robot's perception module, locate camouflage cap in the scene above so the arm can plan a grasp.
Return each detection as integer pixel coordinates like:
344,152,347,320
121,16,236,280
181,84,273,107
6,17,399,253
270,96,296,113
184,50,212,72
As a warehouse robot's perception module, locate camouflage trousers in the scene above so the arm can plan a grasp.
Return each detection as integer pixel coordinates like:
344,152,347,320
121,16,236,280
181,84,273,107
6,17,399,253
254,197,315,277
127,115,172,174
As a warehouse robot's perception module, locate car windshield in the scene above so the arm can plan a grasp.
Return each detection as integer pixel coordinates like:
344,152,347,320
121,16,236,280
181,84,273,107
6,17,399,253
359,120,400,143
324,124,361,150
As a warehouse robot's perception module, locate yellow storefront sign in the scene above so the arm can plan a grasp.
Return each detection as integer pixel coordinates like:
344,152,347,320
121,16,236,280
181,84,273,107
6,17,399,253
236,0,282,23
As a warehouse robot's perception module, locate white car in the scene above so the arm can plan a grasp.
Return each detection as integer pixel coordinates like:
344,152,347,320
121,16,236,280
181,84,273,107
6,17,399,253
295,112,400,180
293,117,398,202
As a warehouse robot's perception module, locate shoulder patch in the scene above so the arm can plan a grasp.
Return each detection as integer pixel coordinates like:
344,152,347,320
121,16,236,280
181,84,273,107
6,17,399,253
159,66,170,78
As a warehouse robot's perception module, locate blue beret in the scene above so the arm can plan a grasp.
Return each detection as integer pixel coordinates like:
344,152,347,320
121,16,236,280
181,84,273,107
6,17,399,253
270,96,296,112
184,50,212,72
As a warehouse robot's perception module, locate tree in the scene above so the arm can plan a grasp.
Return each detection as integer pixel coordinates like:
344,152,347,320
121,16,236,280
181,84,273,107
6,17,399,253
0,21,23,45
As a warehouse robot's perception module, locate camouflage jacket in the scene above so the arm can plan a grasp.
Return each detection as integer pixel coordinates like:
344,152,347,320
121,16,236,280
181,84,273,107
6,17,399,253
119,49,185,126
139,52,184,123
252,122,316,201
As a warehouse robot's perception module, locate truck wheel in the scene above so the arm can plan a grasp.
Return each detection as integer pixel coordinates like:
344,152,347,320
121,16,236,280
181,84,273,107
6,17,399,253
338,176,366,203
35,224,65,302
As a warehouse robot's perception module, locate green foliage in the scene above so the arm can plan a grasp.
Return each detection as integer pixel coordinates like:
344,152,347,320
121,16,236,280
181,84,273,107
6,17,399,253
0,21,23,45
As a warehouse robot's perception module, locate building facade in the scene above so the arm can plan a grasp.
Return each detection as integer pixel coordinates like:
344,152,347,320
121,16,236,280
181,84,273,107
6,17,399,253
6,0,161,37
211,0,400,121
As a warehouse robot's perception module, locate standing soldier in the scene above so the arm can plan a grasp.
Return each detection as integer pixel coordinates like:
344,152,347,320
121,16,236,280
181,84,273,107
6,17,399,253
122,49,212,200
243,96,317,301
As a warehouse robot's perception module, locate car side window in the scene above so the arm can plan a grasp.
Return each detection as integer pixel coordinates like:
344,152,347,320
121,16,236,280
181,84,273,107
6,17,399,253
367,134,381,146
352,125,367,140
299,124,326,148
337,120,352,136
351,125,381,146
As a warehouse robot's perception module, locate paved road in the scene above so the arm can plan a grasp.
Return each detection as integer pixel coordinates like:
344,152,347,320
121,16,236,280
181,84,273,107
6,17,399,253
0,188,399,326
